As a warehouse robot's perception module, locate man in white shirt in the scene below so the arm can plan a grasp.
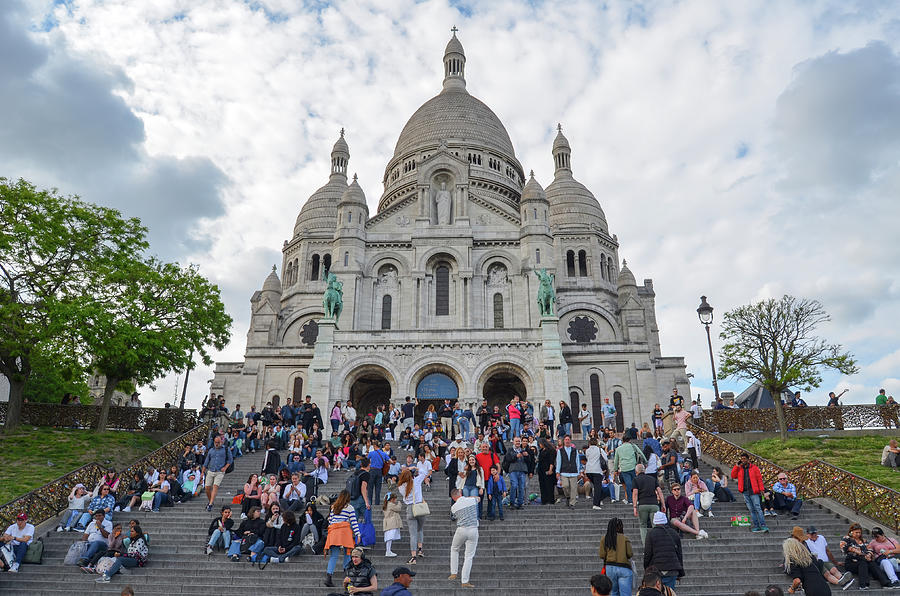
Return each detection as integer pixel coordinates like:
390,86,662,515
77,511,112,566
150,471,172,512
448,489,479,588
578,404,593,438
281,473,307,511
1,513,34,573
601,398,617,431
690,400,703,426
805,526,851,586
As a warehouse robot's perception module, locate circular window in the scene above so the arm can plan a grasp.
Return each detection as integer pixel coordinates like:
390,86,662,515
300,320,319,346
567,316,598,343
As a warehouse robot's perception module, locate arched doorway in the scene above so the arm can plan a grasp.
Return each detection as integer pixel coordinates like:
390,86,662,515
482,372,527,413
350,374,391,419
415,372,458,420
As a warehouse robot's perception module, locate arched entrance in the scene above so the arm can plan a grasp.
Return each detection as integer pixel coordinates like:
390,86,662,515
415,372,459,420
350,374,391,419
482,372,527,413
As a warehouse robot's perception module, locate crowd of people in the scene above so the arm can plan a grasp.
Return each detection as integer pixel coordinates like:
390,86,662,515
4,386,900,596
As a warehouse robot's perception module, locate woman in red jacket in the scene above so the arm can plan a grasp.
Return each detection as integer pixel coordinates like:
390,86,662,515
730,452,769,533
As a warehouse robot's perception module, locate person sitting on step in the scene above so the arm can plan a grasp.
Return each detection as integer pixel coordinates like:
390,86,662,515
77,484,115,528
75,511,112,567
114,473,147,514
93,523,149,584
206,505,233,555
663,483,708,540
227,506,266,562
58,484,92,532
261,510,303,563
771,473,803,519
683,471,713,517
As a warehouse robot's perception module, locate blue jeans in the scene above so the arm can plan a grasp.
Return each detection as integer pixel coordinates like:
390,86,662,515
559,422,572,438
743,493,766,529
509,471,527,507
773,493,803,515
207,528,231,549
367,473,383,506
459,419,470,441
152,491,172,511
605,564,634,596
509,418,521,437
82,540,107,562
227,537,264,558
331,419,340,433
350,496,367,522
77,511,112,527
487,494,504,519
102,555,138,578
582,424,592,437
326,545,351,574
262,544,304,560
62,510,84,528
619,469,637,504
661,575,677,589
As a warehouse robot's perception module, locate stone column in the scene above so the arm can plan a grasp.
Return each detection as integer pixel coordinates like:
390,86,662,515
540,315,569,406
307,318,336,413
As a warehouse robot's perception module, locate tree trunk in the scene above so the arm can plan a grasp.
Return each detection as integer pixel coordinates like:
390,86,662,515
769,385,788,441
96,376,120,433
3,378,26,433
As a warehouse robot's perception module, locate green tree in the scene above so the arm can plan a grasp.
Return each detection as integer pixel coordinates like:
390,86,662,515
0,178,147,432
718,295,859,440
85,258,232,432
22,348,90,404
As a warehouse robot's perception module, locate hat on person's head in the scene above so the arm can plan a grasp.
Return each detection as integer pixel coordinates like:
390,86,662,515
350,547,365,558
652,512,668,526
873,527,885,536
392,566,416,578
16,512,27,521
74,483,85,490
805,525,818,534
791,526,807,541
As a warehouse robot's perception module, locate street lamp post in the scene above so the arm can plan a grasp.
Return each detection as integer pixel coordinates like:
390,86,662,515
697,296,721,403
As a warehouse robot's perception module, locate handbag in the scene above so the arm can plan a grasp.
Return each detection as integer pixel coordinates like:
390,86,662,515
95,556,116,575
232,494,244,505
23,539,43,564
240,533,260,554
412,500,430,518
699,491,714,511
359,509,376,547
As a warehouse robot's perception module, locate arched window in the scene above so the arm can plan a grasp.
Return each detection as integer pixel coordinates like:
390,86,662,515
566,250,576,277
310,254,320,281
600,254,607,281
607,259,614,282
381,295,392,330
348,211,352,223
535,248,541,264
590,374,601,424
578,250,588,277
435,264,449,316
493,293,504,329
343,251,349,267
323,254,332,278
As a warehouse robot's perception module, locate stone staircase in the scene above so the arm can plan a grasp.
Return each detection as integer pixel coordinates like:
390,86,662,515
1,447,893,595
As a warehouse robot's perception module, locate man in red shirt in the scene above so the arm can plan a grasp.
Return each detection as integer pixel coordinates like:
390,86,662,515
730,452,769,533
474,443,499,520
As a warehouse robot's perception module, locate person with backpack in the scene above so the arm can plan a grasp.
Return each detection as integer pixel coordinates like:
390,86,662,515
368,443,390,506
349,458,372,522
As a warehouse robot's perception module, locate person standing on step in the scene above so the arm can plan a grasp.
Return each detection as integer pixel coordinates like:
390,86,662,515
598,517,634,596
485,465,507,521
601,398,617,431
579,403,593,439
558,400,574,439
612,435,647,506
632,463,665,545
731,451,769,533
368,442,390,506
643,511,684,591
556,434,580,508
439,399,455,439
585,437,608,510
350,457,372,522
382,492,403,558
397,467,430,565
323,490,361,587
448,487,480,588
502,436,534,510
537,438,557,505
202,433,234,512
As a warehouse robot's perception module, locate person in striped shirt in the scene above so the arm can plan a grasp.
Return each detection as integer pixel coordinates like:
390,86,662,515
448,488,480,588
323,490,360,587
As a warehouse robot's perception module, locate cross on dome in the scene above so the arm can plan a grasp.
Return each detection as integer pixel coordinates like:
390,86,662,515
451,25,459,35
340,127,345,137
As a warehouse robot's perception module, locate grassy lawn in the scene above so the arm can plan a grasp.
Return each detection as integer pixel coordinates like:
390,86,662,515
0,427,162,504
743,435,900,491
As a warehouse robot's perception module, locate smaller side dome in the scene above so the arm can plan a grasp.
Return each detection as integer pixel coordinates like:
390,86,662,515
339,174,368,210
617,260,637,291
521,170,547,203
262,265,282,294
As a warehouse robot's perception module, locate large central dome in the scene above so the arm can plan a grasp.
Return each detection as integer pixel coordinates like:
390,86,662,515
392,89,516,159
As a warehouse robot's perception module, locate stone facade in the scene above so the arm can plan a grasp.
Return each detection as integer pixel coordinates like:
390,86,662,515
212,31,690,428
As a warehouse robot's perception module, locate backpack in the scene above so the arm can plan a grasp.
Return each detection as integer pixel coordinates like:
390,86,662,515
346,471,362,500
23,539,43,564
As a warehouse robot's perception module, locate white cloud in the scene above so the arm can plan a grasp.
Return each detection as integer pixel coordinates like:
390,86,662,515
3,0,900,410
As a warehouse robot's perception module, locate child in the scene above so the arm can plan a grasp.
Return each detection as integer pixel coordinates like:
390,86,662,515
486,465,507,521
382,493,403,557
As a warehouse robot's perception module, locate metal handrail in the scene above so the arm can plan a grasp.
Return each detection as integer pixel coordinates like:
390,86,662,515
0,421,212,530
690,424,900,532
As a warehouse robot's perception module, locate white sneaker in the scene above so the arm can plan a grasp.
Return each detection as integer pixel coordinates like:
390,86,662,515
592,506,602,510
205,545,213,556
9,563,18,573
707,511,714,517
698,530,709,539
114,506,121,512
282,557,289,563
64,526,71,532
56,526,64,532
240,513,247,520
270,557,279,564
123,506,131,512
385,551,397,557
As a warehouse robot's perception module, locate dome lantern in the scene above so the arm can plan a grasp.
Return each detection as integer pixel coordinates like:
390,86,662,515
331,128,350,178
552,123,572,177
443,26,466,92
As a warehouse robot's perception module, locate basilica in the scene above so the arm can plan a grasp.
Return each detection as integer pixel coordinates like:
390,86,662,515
212,31,690,428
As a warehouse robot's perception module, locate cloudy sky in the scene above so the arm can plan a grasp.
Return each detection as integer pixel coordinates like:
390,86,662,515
3,0,899,409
